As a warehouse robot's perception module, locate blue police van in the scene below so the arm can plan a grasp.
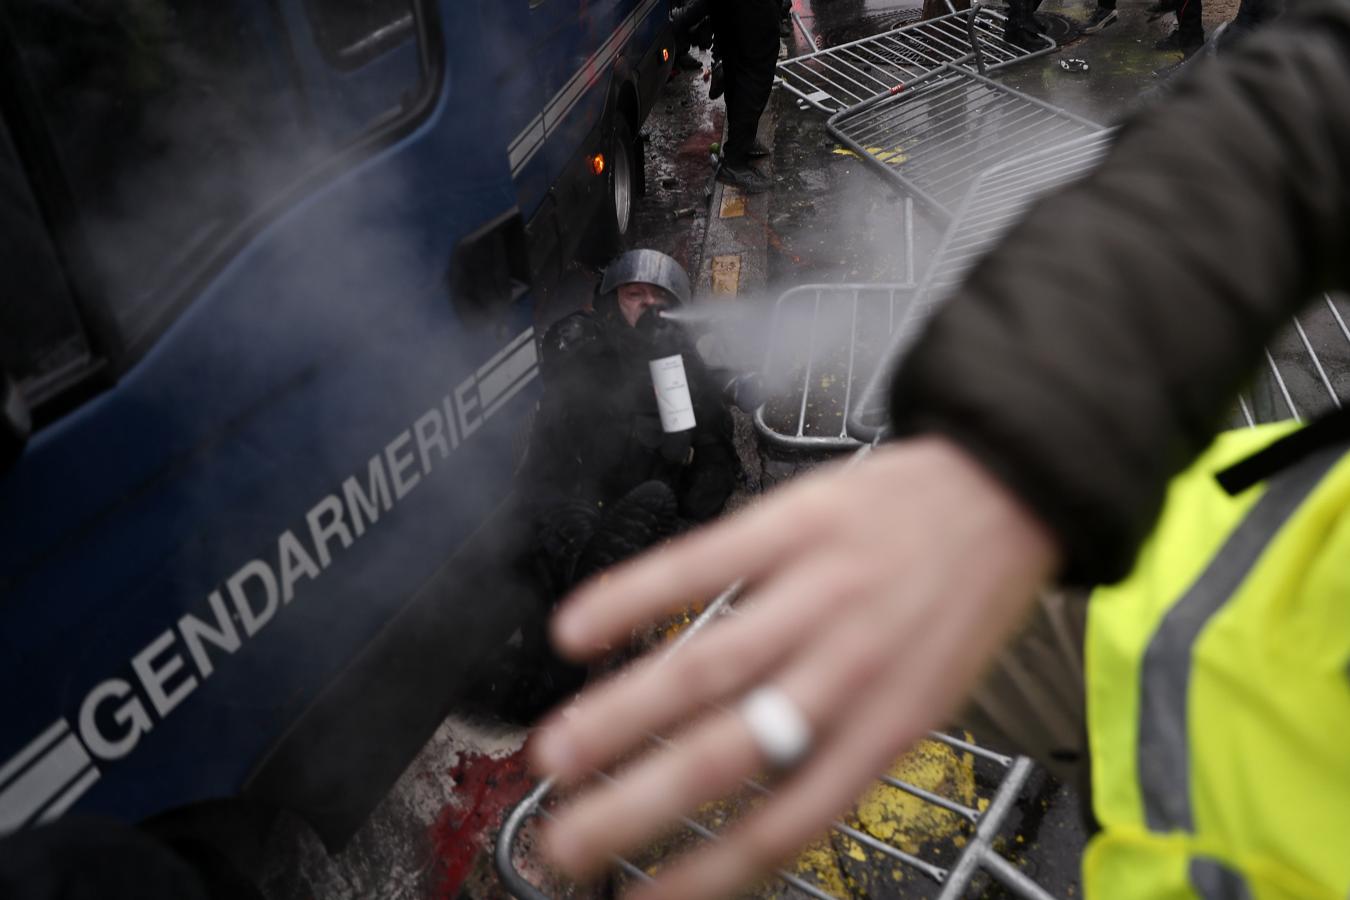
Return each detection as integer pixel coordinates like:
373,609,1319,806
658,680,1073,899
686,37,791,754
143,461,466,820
0,0,672,869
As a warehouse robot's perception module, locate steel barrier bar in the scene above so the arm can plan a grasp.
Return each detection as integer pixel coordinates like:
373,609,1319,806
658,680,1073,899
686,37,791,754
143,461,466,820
1238,294,1350,426
846,130,1113,441
827,64,1105,219
777,7,1053,114
753,283,919,450
497,637,1062,900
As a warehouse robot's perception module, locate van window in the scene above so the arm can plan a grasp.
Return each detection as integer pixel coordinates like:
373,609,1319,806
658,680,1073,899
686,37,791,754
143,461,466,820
9,3,312,349
7,1,426,360
306,0,415,69
0,119,91,405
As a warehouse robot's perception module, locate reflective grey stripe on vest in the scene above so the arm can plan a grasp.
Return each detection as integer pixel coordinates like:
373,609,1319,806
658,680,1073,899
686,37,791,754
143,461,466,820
1190,857,1254,900
1137,442,1346,832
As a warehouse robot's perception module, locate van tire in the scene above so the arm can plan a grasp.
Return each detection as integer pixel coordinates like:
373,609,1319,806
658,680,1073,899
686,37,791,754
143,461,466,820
580,116,639,266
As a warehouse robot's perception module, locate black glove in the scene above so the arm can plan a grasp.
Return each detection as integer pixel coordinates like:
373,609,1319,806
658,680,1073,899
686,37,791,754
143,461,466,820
634,307,689,357
722,371,766,411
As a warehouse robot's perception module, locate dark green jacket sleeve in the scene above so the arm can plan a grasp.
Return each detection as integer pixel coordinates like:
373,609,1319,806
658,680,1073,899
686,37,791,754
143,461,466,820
889,2,1350,585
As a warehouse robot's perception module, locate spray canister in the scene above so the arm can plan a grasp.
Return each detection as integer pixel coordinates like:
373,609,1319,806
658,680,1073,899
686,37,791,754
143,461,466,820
649,354,697,433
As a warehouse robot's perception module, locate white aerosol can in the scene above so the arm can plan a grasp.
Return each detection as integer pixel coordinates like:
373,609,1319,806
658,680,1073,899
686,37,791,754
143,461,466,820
649,354,697,433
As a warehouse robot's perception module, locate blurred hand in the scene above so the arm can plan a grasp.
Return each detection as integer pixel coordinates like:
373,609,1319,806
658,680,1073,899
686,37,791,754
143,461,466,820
529,436,1062,899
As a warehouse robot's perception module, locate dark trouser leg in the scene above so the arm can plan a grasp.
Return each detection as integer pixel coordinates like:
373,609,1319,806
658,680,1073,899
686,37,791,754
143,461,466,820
1223,0,1281,45
1176,0,1203,41
1003,0,1045,39
1234,0,1281,27
714,0,780,166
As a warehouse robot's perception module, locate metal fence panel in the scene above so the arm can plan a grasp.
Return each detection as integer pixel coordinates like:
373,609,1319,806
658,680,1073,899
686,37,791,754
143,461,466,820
906,129,1116,308
845,136,1350,442
754,283,919,450
494,541,1062,900
847,130,1114,441
826,64,1105,219
1240,292,1350,426
777,7,1054,114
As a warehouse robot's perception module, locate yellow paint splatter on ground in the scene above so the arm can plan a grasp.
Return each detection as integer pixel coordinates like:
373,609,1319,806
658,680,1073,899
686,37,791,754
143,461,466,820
793,835,863,898
850,739,977,856
784,739,980,894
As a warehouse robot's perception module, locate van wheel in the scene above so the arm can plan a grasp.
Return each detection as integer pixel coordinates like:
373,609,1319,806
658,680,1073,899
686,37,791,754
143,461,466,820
580,117,639,265
610,117,636,239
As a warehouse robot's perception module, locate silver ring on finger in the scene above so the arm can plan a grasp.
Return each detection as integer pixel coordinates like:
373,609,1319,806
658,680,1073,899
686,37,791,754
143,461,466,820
738,686,813,770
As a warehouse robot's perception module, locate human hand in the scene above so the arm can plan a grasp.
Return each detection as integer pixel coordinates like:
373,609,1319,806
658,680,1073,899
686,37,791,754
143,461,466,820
529,436,1061,899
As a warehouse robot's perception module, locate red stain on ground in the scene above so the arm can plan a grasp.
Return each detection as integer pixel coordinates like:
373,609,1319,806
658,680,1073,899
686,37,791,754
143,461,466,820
428,750,534,899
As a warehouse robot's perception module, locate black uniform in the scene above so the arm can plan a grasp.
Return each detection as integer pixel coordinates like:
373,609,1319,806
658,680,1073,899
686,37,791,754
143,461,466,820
710,0,781,167
523,307,739,592
0,819,211,900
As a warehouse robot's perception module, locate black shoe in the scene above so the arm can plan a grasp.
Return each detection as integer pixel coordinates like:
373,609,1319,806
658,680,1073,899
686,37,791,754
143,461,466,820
1145,0,1180,20
675,50,702,71
747,140,771,159
1002,25,1045,51
1154,28,1204,53
1083,7,1117,32
708,61,724,100
716,161,772,194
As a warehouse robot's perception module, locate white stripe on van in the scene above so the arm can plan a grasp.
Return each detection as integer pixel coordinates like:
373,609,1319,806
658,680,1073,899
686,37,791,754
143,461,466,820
509,0,661,177
0,726,96,833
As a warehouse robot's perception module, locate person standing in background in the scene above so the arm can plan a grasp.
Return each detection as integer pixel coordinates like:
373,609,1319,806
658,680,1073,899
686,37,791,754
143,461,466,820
1083,0,1118,33
710,0,781,194
1003,0,1046,49
1149,0,1205,54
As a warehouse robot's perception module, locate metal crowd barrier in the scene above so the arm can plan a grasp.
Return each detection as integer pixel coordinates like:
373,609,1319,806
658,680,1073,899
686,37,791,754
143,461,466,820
777,6,1054,114
843,135,1350,440
901,130,1115,309
494,567,1062,900
754,283,919,450
846,129,1114,441
826,64,1105,219
752,196,919,451
1240,293,1350,426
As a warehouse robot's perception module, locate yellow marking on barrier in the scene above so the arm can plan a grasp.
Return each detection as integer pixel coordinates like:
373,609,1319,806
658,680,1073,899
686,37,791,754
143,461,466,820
711,255,741,297
832,145,909,164
719,188,747,218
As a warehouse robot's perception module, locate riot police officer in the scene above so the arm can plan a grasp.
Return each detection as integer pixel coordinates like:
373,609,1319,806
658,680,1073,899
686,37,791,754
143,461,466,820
522,250,740,594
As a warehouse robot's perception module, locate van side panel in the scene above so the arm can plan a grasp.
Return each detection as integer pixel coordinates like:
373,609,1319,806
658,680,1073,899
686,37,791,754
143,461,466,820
0,0,536,831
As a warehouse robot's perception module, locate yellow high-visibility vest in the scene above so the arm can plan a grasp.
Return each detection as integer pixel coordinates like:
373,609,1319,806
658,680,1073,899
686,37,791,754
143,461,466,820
1084,423,1350,899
